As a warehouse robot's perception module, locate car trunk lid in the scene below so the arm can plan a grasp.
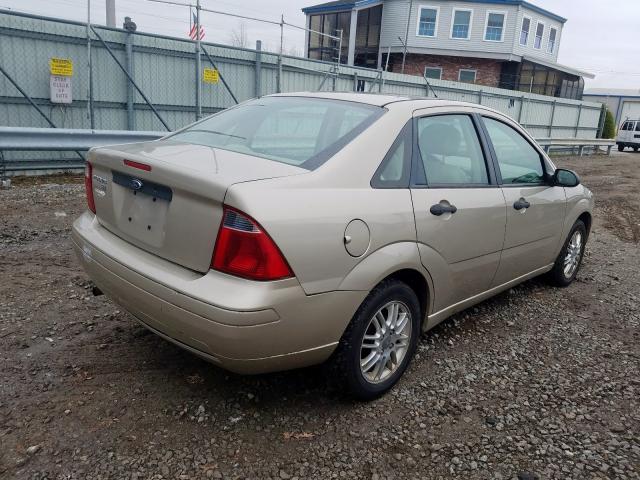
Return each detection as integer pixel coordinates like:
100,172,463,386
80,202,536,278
88,139,305,273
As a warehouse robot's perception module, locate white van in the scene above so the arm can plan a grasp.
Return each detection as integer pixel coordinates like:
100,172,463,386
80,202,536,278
617,119,640,151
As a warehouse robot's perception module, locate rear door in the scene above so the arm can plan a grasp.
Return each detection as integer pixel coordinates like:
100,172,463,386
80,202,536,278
479,114,566,286
410,109,507,312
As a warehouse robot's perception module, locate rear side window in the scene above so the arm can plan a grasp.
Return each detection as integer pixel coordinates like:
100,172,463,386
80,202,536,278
415,114,489,186
483,117,544,184
371,121,412,188
169,97,384,170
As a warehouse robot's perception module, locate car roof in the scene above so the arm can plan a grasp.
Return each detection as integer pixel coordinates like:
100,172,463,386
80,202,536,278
267,91,471,109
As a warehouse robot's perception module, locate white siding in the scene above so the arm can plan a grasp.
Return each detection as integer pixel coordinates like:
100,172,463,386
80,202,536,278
381,0,518,56
512,5,563,62
379,0,564,61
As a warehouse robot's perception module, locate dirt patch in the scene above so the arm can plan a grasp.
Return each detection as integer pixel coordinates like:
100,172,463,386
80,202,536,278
1,153,639,479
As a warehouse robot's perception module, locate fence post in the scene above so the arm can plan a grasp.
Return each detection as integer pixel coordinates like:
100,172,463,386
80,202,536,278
596,104,606,138
277,15,283,93
575,104,583,138
518,95,526,124
478,89,483,105
548,100,556,138
255,40,262,98
195,0,202,120
124,21,136,130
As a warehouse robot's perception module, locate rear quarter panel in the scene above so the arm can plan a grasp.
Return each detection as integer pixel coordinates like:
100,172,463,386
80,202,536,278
224,105,422,296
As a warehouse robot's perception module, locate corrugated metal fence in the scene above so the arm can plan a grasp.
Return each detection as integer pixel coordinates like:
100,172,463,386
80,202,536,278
0,10,604,171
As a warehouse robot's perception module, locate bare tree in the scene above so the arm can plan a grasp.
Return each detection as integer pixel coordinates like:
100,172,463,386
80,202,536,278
287,45,302,57
229,22,249,49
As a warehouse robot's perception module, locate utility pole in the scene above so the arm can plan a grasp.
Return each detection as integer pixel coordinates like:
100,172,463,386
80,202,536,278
106,0,116,27
195,0,202,119
401,0,413,74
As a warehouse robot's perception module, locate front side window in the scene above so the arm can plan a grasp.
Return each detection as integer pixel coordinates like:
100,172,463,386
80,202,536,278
547,27,557,53
534,22,545,49
485,12,505,41
635,122,640,131
520,17,531,46
459,69,476,83
425,66,442,79
417,7,438,37
451,9,471,39
169,97,383,170
416,115,489,186
483,117,544,184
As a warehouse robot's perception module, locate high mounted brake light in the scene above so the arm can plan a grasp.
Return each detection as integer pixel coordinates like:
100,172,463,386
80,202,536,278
211,207,293,281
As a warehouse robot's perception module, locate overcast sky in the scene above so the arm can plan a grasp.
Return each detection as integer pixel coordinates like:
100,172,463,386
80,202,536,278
1,0,639,89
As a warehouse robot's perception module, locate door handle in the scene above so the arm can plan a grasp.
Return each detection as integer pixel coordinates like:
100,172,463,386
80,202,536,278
430,202,457,216
513,198,531,211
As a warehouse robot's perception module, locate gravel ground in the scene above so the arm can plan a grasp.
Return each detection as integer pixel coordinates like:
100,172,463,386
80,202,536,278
1,153,639,480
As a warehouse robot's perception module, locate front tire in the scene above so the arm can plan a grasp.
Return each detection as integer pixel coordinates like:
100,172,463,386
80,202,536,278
331,279,421,400
548,220,587,287
618,144,625,152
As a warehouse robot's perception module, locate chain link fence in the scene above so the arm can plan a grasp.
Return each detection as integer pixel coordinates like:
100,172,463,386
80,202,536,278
0,9,605,173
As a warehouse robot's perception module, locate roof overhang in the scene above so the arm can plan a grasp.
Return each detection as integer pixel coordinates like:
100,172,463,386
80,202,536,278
302,0,567,23
302,0,380,14
522,55,595,79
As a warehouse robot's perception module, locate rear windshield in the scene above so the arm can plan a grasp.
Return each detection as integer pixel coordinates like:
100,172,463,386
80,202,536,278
168,97,384,170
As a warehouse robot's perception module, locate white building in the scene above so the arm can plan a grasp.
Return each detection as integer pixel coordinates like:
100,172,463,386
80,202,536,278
583,89,640,126
302,0,594,99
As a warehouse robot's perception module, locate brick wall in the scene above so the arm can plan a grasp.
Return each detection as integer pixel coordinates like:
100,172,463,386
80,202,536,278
387,53,504,87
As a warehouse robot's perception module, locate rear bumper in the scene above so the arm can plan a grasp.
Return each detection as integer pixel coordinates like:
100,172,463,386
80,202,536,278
72,212,366,374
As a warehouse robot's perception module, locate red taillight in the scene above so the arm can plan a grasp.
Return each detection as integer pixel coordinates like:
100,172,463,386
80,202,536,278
211,207,293,281
85,162,96,214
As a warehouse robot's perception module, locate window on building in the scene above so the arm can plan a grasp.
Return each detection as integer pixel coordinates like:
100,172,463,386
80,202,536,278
459,69,476,83
534,22,545,49
417,6,438,37
424,67,442,79
547,27,557,54
451,9,471,39
354,5,382,68
520,17,531,46
484,12,505,41
307,11,350,63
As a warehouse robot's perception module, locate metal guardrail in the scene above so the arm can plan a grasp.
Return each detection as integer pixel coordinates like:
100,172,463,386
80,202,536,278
536,138,616,155
0,127,165,151
0,128,615,176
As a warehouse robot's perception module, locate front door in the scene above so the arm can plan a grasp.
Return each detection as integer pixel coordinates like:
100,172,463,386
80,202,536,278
480,115,567,286
410,112,507,313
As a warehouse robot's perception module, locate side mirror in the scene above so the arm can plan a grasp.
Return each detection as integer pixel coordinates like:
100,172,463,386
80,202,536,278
553,168,580,187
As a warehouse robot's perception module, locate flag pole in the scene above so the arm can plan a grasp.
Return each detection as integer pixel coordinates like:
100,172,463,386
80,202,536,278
195,0,202,120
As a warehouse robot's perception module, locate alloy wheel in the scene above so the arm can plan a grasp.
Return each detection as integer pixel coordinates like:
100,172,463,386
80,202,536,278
563,230,583,278
360,301,412,384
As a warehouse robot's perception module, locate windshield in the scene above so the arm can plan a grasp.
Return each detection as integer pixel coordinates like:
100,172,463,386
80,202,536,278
168,97,384,170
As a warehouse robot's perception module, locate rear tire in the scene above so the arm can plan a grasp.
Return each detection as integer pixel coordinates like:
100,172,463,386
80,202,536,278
634,146,639,152
548,220,587,287
331,279,421,401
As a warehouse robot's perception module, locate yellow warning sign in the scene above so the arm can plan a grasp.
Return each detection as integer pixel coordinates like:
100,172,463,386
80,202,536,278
203,68,219,84
49,58,73,76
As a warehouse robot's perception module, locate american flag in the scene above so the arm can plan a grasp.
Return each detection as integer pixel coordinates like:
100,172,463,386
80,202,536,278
189,11,205,40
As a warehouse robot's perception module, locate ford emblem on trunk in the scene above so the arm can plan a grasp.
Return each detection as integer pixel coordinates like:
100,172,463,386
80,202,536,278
130,179,143,191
